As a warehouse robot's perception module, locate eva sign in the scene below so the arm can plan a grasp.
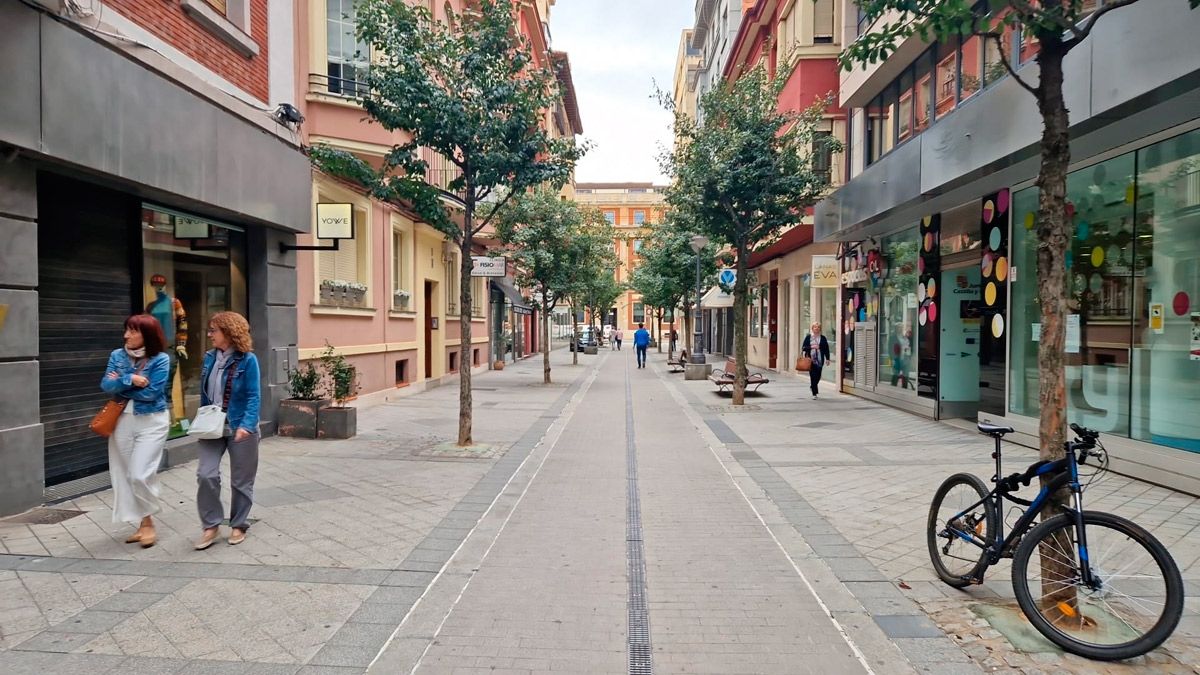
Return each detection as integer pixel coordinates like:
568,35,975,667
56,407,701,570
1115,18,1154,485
718,269,736,287
471,256,506,277
811,255,838,288
315,203,354,240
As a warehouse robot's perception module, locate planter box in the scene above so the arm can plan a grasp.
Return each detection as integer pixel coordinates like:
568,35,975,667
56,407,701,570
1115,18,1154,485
320,287,367,308
583,345,598,355
277,398,330,438
318,406,357,439
493,360,505,370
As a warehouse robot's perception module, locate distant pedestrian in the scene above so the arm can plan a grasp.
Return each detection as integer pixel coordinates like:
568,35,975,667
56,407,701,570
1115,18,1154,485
634,323,651,369
194,312,261,550
614,329,623,351
101,314,171,548
669,329,678,355
801,322,830,399
603,324,613,348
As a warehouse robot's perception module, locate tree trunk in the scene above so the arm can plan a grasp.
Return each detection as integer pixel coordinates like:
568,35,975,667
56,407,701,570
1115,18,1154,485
656,310,662,353
542,295,552,384
682,301,693,357
458,211,475,447
1032,41,1077,616
732,242,749,405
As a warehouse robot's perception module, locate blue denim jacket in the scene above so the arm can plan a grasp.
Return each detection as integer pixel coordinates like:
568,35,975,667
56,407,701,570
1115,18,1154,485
199,349,261,433
99,349,170,414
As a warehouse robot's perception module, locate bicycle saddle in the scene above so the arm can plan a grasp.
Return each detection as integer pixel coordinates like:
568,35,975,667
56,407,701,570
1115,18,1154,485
978,422,1015,436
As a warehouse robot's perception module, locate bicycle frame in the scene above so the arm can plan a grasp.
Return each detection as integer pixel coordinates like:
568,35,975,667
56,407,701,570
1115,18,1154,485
946,433,1094,586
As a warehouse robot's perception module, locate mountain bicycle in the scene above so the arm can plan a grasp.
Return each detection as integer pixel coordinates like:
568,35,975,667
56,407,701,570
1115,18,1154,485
927,422,1183,661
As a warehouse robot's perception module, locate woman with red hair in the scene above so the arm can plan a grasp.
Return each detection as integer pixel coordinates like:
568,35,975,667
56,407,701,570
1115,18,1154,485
100,313,171,547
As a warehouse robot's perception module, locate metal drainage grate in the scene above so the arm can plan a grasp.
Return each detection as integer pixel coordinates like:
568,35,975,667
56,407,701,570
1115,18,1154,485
3,507,87,525
625,363,654,675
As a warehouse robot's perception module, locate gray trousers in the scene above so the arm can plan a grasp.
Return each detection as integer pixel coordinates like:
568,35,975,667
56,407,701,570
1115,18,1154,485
196,431,259,530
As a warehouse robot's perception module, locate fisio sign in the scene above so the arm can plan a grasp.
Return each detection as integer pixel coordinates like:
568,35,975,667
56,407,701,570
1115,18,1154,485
315,203,354,240
471,256,506,277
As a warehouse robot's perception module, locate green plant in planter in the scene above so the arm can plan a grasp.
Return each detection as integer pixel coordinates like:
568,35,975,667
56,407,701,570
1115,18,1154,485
319,343,360,407
286,362,322,400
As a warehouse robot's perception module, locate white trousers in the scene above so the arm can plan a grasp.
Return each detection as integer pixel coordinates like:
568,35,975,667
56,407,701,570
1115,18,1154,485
107,410,168,524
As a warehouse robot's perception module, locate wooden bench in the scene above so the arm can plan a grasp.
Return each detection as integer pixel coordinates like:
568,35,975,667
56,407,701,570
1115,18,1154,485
709,359,770,393
666,350,688,373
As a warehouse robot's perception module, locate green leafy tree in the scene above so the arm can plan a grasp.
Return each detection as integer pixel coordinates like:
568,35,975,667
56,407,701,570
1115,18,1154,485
308,0,585,446
660,66,839,405
494,189,598,384
577,265,624,344
844,0,1197,620
631,217,719,356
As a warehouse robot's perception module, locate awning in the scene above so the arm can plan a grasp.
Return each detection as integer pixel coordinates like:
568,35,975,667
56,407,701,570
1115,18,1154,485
700,286,734,309
491,278,532,314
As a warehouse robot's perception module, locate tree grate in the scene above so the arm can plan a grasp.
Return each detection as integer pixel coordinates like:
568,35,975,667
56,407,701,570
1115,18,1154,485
625,365,654,675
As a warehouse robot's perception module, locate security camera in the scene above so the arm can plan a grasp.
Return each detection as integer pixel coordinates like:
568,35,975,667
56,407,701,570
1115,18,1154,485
273,103,304,126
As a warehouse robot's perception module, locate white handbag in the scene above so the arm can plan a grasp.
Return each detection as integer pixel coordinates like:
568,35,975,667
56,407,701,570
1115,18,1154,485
188,353,237,440
187,405,226,440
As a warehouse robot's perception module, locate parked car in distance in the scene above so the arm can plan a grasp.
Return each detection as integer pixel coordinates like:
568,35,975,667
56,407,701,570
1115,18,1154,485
568,326,599,352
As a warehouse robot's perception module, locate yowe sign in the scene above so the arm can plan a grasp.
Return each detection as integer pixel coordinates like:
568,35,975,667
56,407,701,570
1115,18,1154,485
315,203,354,239
471,256,506,277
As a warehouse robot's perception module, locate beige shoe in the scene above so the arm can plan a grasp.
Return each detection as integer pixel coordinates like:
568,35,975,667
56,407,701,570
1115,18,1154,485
125,531,143,544
228,528,246,546
139,531,157,548
194,527,219,550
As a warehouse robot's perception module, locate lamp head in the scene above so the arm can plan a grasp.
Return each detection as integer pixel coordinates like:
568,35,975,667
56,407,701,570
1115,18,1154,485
689,234,709,253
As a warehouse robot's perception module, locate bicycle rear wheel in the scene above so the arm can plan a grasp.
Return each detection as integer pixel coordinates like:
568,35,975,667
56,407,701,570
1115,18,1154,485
927,473,997,587
1012,511,1183,661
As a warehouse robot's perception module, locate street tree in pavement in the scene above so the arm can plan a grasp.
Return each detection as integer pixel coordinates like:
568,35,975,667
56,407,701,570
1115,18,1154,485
494,190,607,383
308,0,585,446
843,0,1197,620
660,66,838,405
630,216,719,356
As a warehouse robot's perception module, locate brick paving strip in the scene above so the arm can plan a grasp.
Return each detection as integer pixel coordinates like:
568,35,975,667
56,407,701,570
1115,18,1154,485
652,362,1200,675
0,350,601,675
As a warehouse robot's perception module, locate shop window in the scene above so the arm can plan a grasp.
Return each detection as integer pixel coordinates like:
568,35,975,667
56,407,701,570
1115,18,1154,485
1009,152,1137,438
634,210,645,224
750,294,760,338
141,205,246,440
317,202,369,308
878,230,919,394
327,0,370,96
1131,129,1200,451
471,277,485,317
935,40,957,119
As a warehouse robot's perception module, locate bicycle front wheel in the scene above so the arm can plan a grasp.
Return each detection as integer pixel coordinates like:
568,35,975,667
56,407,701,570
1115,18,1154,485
927,473,996,587
1012,511,1183,661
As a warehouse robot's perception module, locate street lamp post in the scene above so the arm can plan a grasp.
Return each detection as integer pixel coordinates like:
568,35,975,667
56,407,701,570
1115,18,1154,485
689,234,709,364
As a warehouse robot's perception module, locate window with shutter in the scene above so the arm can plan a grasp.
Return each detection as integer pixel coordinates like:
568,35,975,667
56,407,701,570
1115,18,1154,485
814,0,835,43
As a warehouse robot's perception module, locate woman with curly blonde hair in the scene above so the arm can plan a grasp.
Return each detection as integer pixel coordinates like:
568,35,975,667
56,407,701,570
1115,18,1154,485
194,311,261,549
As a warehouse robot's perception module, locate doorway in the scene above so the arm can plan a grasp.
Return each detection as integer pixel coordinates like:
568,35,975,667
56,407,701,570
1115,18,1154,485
424,281,435,379
938,262,982,419
767,272,778,369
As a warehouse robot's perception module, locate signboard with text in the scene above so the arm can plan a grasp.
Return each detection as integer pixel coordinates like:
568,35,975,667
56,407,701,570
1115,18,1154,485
315,203,354,240
471,256,507,277
811,255,838,288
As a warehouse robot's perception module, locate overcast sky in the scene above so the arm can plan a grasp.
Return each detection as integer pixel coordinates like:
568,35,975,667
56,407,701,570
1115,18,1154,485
551,0,694,185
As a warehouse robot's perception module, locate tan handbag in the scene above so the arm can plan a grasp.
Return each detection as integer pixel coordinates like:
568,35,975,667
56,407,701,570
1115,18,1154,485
91,359,147,437
796,356,812,372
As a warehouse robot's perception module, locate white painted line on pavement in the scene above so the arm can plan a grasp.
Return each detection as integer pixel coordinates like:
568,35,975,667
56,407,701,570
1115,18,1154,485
367,355,608,674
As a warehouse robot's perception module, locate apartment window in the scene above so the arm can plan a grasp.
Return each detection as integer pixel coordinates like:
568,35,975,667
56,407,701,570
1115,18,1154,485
327,0,369,96
392,229,411,310
813,126,834,184
633,302,645,324
897,69,914,143
633,239,644,253
813,0,835,44
935,40,958,119
317,203,369,308
914,49,934,134
445,253,458,316
604,211,616,224
960,35,983,102
633,210,645,224
471,277,485,317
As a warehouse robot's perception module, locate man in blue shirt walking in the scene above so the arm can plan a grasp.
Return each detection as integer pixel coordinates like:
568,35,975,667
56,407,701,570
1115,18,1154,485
633,323,651,369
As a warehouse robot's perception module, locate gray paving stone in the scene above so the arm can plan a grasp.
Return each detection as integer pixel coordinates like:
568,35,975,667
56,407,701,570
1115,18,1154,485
176,661,255,675
892,637,973,663
327,622,397,648
126,576,194,594
88,591,165,614
347,602,412,624
874,614,946,638
366,585,424,605
828,558,889,582
308,645,378,668
15,556,77,572
11,630,102,652
48,610,130,633
241,664,304,675
0,554,25,569
295,667,367,675
380,570,436,587
0,651,125,674
807,543,865,558
392,560,443,573
117,656,192,674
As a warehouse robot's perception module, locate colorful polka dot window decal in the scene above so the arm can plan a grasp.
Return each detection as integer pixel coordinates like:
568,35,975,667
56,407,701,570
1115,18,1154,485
985,282,998,307
995,257,1008,282
1174,292,1190,316
982,200,995,224
919,307,927,326
918,282,926,302
927,301,938,323
1024,212,1035,230
927,278,937,299
1077,220,1089,240
1089,274,1102,293
997,189,1010,213
992,314,1005,339
924,232,933,252
988,227,1001,251
1091,246,1105,267
981,253,993,277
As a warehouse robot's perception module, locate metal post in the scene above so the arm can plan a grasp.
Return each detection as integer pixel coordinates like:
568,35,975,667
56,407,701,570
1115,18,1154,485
693,252,705,363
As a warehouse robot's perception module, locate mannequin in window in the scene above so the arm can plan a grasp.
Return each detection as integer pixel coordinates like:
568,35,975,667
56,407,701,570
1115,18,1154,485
146,274,188,420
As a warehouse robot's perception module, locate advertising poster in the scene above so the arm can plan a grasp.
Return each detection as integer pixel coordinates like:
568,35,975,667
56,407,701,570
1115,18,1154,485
1066,314,1081,354
1191,313,1200,362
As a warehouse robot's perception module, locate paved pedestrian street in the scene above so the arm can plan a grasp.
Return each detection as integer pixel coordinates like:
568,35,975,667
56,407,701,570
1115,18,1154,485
1,349,1198,674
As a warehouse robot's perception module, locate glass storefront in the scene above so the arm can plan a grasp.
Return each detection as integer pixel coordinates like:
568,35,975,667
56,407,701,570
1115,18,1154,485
879,229,919,393
141,206,247,438
1010,128,1200,453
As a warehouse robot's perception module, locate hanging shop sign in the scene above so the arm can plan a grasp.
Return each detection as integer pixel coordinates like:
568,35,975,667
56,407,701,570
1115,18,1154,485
811,255,838,288
471,256,507,277
315,203,354,240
